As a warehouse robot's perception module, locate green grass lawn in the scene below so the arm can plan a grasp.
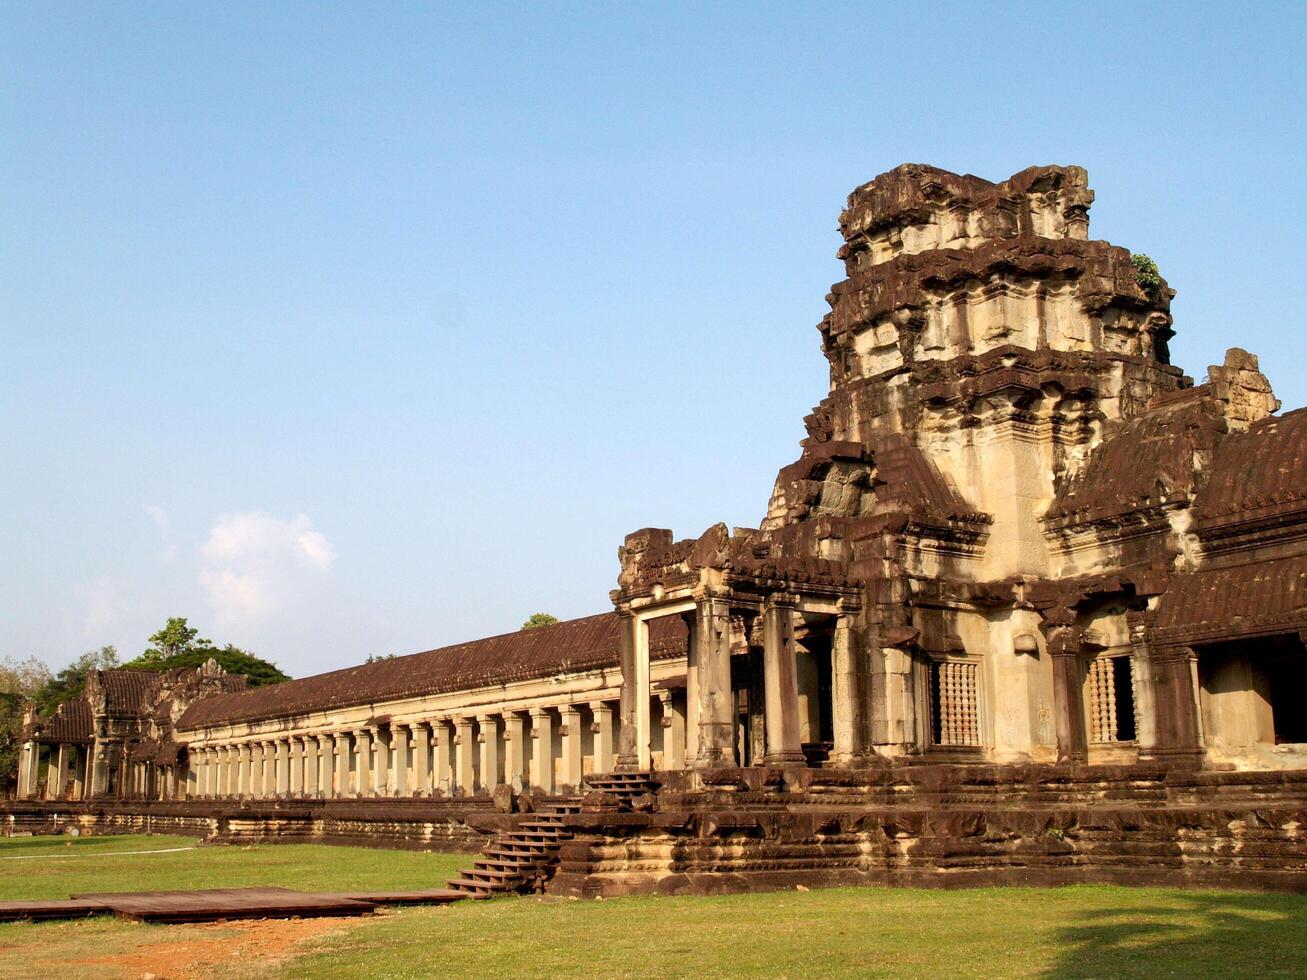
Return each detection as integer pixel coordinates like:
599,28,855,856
1,835,1305,979
0,833,467,901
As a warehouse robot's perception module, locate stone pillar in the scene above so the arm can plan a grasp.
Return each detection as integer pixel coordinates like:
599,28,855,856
89,741,110,798
617,612,651,769
17,741,40,799
237,743,252,796
454,718,476,795
302,737,319,797
354,729,372,797
762,595,805,764
1142,645,1205,764
477,715,500,793
50,743,71,799
559,705,584,790
659,692,686,770
830,611,868,765
333,732,351,798
211,747,224,797
372,727,391,796
72,747,87,800
314,735,331,797
589,701,614,774
264,741,280,797
392,724,410,796
431,720,452,795
411,722,431,796
530,708,554,793
271,738,287,796
289,738,304,796
689,596,735,767
1047,626,1088,764
503,712,528,790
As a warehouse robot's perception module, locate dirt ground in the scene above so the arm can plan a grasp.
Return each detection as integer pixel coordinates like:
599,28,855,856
61,914,371,979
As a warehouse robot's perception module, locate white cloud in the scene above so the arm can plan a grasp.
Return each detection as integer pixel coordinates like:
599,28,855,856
198,512,336,635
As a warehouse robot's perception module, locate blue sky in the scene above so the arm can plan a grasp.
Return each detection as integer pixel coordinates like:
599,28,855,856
3,2,1304,677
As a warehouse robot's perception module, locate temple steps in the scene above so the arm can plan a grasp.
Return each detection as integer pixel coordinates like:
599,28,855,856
446,773,659,898
446,800,579,897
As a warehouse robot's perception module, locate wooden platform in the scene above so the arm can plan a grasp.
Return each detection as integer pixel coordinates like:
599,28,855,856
0,886,466,924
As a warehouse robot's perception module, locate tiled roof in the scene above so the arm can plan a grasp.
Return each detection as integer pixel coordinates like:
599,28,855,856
27,698,93,743
177,612,688,730
1045,398,1225,525
1151,555,1307,644
1193,407,1307,527
92,669,157,713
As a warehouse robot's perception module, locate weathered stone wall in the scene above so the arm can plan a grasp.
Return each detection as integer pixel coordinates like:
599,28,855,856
549,764,1307,895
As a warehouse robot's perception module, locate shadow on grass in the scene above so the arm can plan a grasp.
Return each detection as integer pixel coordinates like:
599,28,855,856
1048,890,1307,979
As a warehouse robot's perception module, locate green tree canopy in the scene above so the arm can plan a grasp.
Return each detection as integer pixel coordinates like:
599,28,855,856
0,655,57,782
521,612,560,630
30,646,119,716
120,617,289,687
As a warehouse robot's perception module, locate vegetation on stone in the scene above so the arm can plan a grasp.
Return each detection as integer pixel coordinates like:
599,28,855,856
521,612,560,630
1132,252,1163,296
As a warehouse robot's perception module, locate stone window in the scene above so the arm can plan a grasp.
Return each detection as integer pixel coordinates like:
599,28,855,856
929,659,980,747
1087,655,1137,743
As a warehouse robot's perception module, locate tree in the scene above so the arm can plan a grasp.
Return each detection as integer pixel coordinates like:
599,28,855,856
0,655,54,786
121,616,289,687
136,617,210,666
124,643,289,687
30,646,119,716
521,613,560,630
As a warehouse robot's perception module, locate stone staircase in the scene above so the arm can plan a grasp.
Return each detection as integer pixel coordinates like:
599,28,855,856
446,772,659,898
583,771,659,806
446,800,581,898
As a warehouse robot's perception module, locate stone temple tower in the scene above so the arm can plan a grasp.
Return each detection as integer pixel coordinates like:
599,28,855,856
613,163,1286,775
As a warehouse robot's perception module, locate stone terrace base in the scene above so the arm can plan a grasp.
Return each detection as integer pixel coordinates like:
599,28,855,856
0,797,503,852
6,764,1307,896
548,763,1307,897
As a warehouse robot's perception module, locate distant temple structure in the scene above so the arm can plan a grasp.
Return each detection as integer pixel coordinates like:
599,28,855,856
12,165,1307,893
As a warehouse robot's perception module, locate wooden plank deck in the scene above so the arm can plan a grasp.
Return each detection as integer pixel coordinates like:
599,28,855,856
0,898,111,922
0,886,468,924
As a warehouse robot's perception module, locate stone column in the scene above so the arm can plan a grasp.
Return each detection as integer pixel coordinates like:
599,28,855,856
1142,645,1205,764
333,732,351,798
51,743,71,799
503,712,528,790
658,692,686,770
589,701,614,774
762,595,805,764
16,741,38,798
530,708,554,793
288,738,304,796
477,715,500,793
689,596,735,767
617,612,652,769
411,722,431,796
559,705,584,790
314,735,331,797
454,718,475,795
1047,627,1089,764
72,747,87,800
830,611,868,765
237,742,252,796
354,729,372,797
392,724,410,796
303,737,319,796
371,727,390,796
271,738,287,796
211,746,222,797
432,720,453,795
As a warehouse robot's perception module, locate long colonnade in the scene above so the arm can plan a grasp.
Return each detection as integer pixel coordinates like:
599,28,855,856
186,699,627,800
